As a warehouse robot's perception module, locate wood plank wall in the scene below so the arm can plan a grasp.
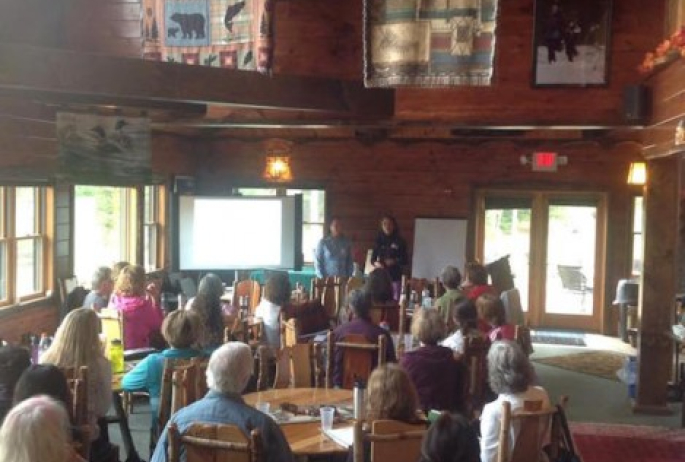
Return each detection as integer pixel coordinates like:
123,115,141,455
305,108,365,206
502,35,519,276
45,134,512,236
643,61,685,159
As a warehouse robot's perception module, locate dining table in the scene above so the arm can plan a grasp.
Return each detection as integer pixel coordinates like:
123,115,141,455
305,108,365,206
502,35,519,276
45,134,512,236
244,387,353,456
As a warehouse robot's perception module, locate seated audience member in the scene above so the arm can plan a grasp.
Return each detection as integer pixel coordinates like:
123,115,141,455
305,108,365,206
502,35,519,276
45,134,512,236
400,308,464,413
436,265,465,328
352,364,424,462
479,294,516,342
0,395,83,462
441,299,485,358
151,343,293,462
367,364,420,423
83,267,113,312
0,345,31,424
418,413,480,462
461,262,496,301
185,273,225,351
109,264,163,349
255,272,291,349
474,294,497,335
122,310,204,427
13,365,71,412
480,341,550,462
111,261,130,283
331,290,396,387
363,268,395,305
40,308,113,455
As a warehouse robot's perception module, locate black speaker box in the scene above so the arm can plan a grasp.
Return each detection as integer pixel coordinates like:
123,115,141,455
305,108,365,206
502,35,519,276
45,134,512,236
623,85,651,123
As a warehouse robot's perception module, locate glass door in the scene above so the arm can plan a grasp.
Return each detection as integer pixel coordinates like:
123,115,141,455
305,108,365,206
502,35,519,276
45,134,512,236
477,191,606,331
480,197,533,312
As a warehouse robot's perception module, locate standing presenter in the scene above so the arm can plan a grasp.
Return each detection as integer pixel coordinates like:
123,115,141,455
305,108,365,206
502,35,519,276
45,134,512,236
315,217,353,278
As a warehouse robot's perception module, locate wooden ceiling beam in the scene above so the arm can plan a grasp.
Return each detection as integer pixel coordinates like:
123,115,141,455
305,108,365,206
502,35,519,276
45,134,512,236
0,44,393,116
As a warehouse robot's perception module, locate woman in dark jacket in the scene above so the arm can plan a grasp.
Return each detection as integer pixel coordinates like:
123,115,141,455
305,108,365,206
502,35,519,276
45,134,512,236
371,215,408,301
400,308,464,413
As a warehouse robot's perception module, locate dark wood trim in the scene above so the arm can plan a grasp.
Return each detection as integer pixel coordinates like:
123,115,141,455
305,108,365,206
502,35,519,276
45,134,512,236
0,44,394,116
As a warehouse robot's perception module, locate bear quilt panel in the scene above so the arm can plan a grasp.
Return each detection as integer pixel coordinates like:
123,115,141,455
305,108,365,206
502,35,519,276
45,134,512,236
143,0,273,72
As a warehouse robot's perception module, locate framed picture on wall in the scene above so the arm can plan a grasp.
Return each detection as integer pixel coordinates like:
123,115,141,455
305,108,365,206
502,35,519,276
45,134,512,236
532,0,613,87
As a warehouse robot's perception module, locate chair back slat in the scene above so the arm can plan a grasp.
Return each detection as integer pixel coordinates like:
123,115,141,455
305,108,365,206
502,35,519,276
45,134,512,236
497,399,557,462
169,422,260,462
462,336,489,418
158,358,208,437
232,280,261,314
327,331,386,389
352,420,425,462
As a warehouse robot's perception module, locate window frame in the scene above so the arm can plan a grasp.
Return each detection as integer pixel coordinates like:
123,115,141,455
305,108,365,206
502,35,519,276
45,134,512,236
0,186,51,308
143,184,166,271
630,194,644,278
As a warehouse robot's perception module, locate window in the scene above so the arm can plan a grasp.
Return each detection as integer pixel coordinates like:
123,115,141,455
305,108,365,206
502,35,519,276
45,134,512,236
144,185,165,271
631,196,644,277
234,188,326,265
0,186,49,306
74,186,134,284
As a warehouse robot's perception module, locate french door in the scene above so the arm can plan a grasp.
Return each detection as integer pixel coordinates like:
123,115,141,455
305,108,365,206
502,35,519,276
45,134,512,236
476,191,606,331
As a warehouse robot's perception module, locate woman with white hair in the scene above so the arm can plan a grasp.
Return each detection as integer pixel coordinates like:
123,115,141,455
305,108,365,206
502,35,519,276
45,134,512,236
480,341,550,462
151,342,293,462
0,395,83,462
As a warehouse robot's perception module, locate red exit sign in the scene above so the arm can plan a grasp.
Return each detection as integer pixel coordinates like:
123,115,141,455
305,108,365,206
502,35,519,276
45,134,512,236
532,152,558,171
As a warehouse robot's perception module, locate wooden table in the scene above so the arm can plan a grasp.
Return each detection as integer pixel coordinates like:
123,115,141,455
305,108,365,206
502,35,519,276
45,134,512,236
244,388,353,456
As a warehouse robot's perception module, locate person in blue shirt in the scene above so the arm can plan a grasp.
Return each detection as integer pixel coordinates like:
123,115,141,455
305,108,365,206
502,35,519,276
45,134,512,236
121,310,204,430
314,216,353,278
151,342,293,462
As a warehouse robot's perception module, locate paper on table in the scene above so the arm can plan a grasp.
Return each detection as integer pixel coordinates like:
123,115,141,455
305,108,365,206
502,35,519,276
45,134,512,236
324,426,354,448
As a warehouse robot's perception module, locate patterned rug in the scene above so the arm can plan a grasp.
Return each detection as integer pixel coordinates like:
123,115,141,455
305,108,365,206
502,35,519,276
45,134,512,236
531,331,586,347
533,351,625,382
571,423,685,462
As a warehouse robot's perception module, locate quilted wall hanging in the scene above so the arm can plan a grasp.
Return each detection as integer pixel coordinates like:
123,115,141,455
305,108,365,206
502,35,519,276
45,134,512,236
142,0,274,73
364,0,499,87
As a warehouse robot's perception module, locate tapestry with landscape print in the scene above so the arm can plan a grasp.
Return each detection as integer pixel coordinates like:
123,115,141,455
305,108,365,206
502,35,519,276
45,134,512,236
364,0,499,87
142,0,273,73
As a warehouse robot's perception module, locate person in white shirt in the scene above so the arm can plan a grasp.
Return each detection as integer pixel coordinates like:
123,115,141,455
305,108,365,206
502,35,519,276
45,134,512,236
480,341,550,462
441,299,483,358
254,272,291,349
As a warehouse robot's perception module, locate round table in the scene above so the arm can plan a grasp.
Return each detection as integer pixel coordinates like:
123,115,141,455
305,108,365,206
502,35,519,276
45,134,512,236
244,388,353,456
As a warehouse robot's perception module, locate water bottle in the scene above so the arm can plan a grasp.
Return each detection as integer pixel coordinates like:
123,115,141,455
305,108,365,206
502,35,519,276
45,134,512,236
421,289,432,308
110,339,125,374
37,333,50,363
30,335,40,364
353,378,366,420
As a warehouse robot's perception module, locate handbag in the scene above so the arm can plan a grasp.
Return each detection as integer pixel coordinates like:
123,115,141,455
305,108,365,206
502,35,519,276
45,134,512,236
546,404,582,462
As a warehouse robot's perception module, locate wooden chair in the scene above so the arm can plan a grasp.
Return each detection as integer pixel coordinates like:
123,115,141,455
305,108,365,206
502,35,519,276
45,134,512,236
497,399,561,462
515,325,534,356
311,277,346,321
271,343,324,389
59,366,90,460
157,358,209,438
345,277,364,297
232,279,261,315
168,422,263,462
352,419,426,462
326,331,387,389
462,336,490,418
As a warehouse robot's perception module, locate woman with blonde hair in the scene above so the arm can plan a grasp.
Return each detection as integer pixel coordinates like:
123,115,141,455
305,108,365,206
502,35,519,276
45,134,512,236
400,308,464,413
109,264,163,348
40,308,112,453
366,363,421,422
0,395,83,462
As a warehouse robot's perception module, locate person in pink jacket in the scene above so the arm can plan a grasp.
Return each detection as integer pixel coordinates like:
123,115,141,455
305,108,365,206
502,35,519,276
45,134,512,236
109,264,163,349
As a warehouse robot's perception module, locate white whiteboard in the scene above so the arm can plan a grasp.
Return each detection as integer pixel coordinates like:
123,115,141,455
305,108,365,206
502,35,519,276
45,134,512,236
411,218,468,279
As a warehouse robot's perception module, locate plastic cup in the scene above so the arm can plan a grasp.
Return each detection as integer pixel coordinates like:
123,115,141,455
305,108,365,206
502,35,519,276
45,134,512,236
256,402,270,414
320,406,335,431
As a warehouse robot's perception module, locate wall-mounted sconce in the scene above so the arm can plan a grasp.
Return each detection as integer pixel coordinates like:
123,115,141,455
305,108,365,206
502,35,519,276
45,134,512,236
627,161,647,185
263,139,293,182
263,156,292,182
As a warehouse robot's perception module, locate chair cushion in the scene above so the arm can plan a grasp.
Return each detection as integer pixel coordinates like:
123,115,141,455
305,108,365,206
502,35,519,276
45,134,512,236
282,300,330,335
